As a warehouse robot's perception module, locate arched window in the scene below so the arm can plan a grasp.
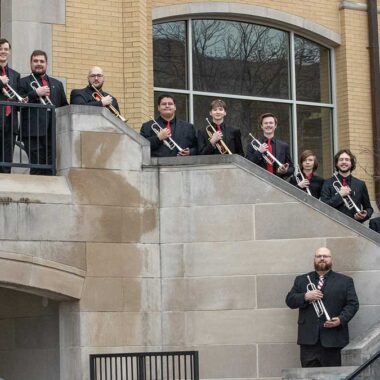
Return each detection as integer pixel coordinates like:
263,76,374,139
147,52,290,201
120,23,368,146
153,19,334,176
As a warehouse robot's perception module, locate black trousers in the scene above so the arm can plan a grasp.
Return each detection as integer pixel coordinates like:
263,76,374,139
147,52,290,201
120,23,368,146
300,341,342,367
0,123,14,173
22,135,52,175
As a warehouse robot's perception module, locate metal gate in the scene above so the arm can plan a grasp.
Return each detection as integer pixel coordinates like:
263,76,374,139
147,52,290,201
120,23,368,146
89,351,199,380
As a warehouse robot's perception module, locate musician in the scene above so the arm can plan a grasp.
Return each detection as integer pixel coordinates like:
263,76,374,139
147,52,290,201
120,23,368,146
320,149,373,222
19,50,68,175
369,217,380,233
0,38,21,173
286,247,359,367
197,99,243,155
246,112,294,178
290,150,324,198
70,66,120,112
140,94,197,157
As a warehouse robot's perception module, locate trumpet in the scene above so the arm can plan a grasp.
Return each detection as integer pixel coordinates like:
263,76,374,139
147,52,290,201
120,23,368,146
148,115,184,153
249,133,283,167
30,73,53,105
295,166,312,196
91,85,127,122
205,118,232,155
306,275,331,321
2,83,27,103
332,173,361,213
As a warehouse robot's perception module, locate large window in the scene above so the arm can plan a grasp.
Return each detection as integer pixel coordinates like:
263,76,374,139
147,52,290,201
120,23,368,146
153,19,334,176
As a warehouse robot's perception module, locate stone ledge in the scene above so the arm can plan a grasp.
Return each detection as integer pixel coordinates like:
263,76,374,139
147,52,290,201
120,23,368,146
282,366,358,379
0,173,72,204
343,320,380,366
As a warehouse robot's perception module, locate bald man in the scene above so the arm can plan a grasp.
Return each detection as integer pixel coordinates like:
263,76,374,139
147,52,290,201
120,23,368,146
70,66,120,112
286,247,359,368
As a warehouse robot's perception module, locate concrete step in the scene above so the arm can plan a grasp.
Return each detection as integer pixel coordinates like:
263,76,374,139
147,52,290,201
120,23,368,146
282,366,358,379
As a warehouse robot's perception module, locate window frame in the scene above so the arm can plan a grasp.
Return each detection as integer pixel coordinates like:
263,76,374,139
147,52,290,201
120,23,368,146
153,17,337,168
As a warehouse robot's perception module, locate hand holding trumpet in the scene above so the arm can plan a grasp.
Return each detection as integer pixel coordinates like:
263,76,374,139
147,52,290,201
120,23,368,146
35,85,50,98
158,127,172,141
209,130,223,146
0,75,9,85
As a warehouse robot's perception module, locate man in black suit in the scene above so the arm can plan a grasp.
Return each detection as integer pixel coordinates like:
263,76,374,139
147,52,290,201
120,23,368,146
140,94,197,157
246,112,294,178
70,66,120,113
286,247,359,367
0,38,21,173
19,50,68,175
197,99,243,155
321,149,373,222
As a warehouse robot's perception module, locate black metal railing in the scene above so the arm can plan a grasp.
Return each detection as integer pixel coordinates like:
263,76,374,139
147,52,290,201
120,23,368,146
89,351,199,380
345,349,380,379
0,100,56,175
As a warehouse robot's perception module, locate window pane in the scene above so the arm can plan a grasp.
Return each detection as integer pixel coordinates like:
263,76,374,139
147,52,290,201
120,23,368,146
297,105,332,177
192,20,289,98
154,91,189,121
193,95,291,155
153,21,187,89
295,36,331,103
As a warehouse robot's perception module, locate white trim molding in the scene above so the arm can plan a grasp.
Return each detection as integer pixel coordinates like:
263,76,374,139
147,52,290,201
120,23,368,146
153,2,341,47
339,1,380,12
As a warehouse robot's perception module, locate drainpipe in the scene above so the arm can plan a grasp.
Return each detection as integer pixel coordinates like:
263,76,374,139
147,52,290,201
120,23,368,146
367,0,380,209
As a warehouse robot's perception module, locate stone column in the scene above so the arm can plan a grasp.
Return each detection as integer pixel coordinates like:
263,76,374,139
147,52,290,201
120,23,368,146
0,0,65,76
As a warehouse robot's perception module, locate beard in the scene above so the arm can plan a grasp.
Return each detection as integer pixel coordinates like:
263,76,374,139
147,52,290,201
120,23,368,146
314,261,332,272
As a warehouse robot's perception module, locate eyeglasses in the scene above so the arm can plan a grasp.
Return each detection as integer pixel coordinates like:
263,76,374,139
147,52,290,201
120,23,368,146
315,255,331,259
89,74,104,78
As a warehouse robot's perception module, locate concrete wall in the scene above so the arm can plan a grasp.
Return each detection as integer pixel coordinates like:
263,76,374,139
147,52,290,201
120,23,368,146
0,108,379,380
0,288,59,380
156,156,380,379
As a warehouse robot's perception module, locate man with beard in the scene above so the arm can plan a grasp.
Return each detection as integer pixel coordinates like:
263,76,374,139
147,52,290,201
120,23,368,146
246,113,294,178
70,66,120,115
321,149,373,222
286,247,359,367
19,50,68,175
140,93,197,157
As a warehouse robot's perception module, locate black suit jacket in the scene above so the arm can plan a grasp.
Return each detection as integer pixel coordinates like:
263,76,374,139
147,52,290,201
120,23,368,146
0,65,21,132
197,122,244,155
320,174,373,222
70,85,120,112
289,173,325,199
140,116,197,157
19,74,68,137
369,217,380,233
286,270,359,348
245,136,294,178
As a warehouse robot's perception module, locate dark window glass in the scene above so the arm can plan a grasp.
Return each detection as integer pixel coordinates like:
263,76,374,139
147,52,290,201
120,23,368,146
192,20,289,98
153,91,189,121
193,95,291,155
297,105,332,177
153,21,187,89
295,36,330,103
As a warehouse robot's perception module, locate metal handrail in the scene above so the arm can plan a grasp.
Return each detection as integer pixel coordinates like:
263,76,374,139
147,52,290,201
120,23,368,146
345,349,380,379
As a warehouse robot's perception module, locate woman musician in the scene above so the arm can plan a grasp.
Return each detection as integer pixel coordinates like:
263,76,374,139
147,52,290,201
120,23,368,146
290,150,324,199
197,99,244,155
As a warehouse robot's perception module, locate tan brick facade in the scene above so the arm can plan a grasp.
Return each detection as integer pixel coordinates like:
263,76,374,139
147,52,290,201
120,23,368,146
52,0,378,197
